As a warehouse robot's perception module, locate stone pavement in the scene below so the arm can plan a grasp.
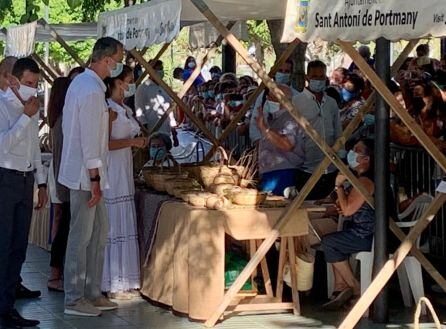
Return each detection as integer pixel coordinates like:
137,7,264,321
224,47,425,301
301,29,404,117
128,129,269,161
16,245,445,329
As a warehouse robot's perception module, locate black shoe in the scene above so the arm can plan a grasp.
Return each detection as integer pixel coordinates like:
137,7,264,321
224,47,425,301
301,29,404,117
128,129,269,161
0,309,40,328
15,284,41,300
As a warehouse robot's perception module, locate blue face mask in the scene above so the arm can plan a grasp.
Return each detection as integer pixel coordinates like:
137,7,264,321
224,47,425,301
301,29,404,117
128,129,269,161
341,88,356,103
208,91,215,99
347,150,360,169
308,79,326,93
150,147,166,161
275,72,291,85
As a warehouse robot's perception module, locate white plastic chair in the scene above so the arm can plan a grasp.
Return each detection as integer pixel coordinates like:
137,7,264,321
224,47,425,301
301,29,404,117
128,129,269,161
327,194,433,316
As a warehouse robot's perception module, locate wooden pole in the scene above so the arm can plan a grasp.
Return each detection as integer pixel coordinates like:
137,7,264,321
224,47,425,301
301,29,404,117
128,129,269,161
130,49,219,145
31,53,59,80
147,22,235,137
38,19,86,67
203,38,300,162
135,42,171,86
339,193,446,329
390,39,419,76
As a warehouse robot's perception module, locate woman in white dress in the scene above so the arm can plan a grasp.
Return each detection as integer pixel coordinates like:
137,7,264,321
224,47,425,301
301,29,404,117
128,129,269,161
102,65,147,299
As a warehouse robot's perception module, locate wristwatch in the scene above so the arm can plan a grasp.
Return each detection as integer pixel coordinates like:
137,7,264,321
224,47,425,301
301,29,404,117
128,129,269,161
90,175,101,182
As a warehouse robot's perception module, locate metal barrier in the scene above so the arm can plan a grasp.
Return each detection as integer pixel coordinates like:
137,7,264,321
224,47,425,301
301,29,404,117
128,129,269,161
390,143,445,258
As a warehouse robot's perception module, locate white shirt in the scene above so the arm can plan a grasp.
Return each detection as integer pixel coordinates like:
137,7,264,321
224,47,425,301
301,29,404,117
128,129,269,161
292,88,342,173
249,87,298,143
58,69,109,191
0,89,46,184
135,79,176,135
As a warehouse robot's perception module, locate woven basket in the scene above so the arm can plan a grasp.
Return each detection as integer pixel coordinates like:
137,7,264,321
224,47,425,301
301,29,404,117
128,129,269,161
176,189,202,200
227,188,266,206
210,183,237,196
164,178,199,196
283,253,315,291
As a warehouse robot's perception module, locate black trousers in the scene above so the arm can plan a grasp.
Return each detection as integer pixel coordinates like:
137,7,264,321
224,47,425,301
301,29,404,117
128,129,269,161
50,202,71,269
0,168,34,315
295,169,338,200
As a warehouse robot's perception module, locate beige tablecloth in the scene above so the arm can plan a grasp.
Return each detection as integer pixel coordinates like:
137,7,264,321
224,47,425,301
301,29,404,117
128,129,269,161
141,202,309,320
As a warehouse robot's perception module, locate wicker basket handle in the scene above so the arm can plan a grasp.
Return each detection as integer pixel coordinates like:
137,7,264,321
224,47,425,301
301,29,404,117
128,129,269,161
215,146,229,165
413,297,441,329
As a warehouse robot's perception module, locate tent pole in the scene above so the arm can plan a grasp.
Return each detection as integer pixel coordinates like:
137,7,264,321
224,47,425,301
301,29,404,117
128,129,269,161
222,43,236,73
373,37,390,323
135,42,171,86
203,38,300,162
130,49,218,145
38,19,86,67
31,53,58,80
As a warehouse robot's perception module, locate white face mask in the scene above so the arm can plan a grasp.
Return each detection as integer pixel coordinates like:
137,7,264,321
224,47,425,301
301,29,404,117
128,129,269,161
124,83,136,98
18,84,37,102
188,62,196,69
109,58,123,78
264,100,281,115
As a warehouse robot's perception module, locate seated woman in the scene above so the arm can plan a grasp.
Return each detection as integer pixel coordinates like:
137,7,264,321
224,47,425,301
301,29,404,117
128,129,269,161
255,85,304,196
339,73,365,129
146,132,176,167
321,138,375,310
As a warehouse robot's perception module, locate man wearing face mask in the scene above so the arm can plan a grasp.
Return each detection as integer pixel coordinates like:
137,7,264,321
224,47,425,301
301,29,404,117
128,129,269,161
0,57,48,328
135,59,178,147
249,60,297,144
59,37,123,317
293,60,343,200
0,56,46,303
255,85,305,196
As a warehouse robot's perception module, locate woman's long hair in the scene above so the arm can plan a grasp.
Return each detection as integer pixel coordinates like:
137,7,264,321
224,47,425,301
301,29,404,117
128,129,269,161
358,138,375,181
48,77,72,128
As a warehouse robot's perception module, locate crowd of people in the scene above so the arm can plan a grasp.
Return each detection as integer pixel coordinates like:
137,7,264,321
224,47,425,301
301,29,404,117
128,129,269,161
0,36,445,327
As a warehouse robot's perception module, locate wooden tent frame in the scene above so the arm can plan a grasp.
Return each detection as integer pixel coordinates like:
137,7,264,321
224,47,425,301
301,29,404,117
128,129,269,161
148,0,446,327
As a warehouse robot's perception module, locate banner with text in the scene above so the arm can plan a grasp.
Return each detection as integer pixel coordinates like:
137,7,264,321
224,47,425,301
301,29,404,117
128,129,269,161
282,0,446,43
98,0,181,50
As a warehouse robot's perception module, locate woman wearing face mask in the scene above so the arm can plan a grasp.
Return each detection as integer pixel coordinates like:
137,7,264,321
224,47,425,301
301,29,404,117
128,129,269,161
102,65,147,300
321,138,375,310
339,73,365,129
182,56,205,87
255,85,305,196
147,132,174,167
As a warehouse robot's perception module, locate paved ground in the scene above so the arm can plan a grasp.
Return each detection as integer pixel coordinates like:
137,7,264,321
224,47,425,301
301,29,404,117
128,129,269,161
16,245,446,329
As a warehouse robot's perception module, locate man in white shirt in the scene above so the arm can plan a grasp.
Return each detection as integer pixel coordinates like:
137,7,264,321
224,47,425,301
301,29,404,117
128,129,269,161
293,60,343,200
59,37,123,317
0,57,48,328
135,60,178,146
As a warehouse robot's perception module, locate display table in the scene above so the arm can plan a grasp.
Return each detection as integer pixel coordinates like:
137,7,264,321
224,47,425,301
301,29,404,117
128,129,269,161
140,201,309,321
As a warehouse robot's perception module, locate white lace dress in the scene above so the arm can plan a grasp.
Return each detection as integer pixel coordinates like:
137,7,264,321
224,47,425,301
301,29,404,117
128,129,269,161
102,99,141,293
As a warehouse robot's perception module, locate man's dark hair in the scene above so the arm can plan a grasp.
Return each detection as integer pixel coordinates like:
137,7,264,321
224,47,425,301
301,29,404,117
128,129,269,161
91,37,123,63
149,59,163,70
345,73,365,93
307,60,327,74
12,57,40,80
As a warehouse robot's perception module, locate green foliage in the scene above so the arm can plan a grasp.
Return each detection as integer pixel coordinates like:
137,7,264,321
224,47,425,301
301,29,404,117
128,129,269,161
246,20,271,51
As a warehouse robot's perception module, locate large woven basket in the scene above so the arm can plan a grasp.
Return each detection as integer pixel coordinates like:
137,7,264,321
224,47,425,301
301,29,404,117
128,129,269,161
164,178,200,196
283,253,315,291
187,192,216,207
227,188,266,206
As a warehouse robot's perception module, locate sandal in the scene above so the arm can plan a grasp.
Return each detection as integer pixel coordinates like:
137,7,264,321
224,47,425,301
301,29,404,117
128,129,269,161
47,278,64,292
322,288,353,310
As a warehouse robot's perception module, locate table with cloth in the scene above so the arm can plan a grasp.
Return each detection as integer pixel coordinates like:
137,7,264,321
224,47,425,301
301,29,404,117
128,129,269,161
140,201,309,321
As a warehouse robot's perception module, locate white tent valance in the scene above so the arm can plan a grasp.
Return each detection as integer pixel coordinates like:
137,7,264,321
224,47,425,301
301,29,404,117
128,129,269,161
281,0,446,43
4,21,37,57
189,21,248,49
0,22,97,43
